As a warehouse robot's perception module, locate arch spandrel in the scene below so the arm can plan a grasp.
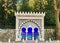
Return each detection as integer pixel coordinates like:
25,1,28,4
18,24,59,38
19,20,41,31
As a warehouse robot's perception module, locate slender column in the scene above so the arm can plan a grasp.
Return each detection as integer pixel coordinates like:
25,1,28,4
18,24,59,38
35,39,38,43
23,39,24,43
39,30,41,41
32,28,34,40
20,30,21,40
32,34,34,40
26,33,27,40
26,28,27,40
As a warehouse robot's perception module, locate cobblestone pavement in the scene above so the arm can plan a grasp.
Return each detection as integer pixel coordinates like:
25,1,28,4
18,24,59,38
0,40,60,43
0,29,15,42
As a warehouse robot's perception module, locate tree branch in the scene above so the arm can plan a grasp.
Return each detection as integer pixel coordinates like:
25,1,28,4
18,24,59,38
58,9,60,11
53,0,57,10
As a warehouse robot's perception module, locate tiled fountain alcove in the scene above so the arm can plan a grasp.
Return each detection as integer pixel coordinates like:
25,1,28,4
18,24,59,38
15,12,45,42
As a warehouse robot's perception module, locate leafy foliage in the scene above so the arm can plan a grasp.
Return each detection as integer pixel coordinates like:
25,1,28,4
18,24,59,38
0,0,60,29
44,0,55,26
0,0,16,28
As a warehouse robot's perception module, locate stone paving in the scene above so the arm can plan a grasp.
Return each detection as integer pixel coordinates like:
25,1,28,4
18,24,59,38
0,29,15,41
0,40,60,43
15,40,60,43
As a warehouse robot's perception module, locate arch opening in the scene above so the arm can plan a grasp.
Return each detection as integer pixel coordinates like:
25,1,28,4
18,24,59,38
20,20,40,40
21,27,26,40
34,27,39,40
27,27,32,40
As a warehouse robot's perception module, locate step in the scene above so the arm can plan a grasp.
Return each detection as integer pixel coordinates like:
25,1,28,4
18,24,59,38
26,40,35,43
15,40,46,43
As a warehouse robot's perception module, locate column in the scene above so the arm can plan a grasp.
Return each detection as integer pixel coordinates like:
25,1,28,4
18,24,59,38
26,28,27,40
16,29,19,41
41,18,44,41
26,33,27,40
39,30,41,41
20,29,21,40
16,17,20,41
32,28,34,40
39,19,42,41
32,35,34,40
35,39,38,43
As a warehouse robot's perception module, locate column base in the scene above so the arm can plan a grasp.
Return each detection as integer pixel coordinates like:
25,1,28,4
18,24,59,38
15,39,21,41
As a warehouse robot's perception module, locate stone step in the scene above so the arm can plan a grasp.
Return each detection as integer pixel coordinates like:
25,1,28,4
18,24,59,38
15,40,46,43
26,40,35,43
15,41,23,43
38,41,46,43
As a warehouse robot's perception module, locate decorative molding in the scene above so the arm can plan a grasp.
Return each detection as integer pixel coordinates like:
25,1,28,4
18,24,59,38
19,20,41,31
15,12,45,17
19,20,40,29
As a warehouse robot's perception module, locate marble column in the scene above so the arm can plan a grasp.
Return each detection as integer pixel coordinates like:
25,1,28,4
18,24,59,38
32,28,34,40
26,28,27,40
